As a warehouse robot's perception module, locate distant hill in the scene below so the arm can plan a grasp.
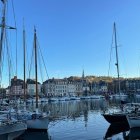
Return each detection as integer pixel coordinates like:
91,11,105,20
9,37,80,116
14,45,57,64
67,75,126,83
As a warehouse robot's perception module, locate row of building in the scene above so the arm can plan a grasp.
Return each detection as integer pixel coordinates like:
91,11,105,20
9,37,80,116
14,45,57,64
2,76,140,98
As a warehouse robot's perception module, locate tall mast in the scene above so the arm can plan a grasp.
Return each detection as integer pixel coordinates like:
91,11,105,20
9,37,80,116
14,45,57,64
0,0,15,88
114,22,120,94
82,69,84,86
23,22,26,103
34,27,38,110
0,0,6,78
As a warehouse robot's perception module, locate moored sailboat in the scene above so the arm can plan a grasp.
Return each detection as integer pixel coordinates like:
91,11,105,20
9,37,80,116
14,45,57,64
102,22,129,124
10,26,49,130
0,0,27,136
126,104,140,128
26,28,49,130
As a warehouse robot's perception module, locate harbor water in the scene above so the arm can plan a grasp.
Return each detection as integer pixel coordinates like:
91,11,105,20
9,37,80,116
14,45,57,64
14,96,140,140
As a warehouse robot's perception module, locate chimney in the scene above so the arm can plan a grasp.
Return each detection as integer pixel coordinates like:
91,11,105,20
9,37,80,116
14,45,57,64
14,76,17,81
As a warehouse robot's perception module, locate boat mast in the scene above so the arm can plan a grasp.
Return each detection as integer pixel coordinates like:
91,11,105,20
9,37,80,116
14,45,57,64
0,0,6,80
23,22,26,104
114,22,120,94
0,0,15,91
34,27,38,111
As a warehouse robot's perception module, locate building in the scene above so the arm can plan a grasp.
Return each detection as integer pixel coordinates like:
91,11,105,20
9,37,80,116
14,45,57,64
81,70,90,95
43,77,84,97
74,79,83,96
125,79,140,93
10,76,24,96
42,79,55,97
55,78,68,97
43,78,68,97
26,79,42,97
91,80,108,94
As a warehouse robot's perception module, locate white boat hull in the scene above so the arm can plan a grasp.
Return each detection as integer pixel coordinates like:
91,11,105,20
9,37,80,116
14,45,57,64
0,122,27,135
127,116,140,128
90,95,100,99
27,116,49,130
113,94,128,99
49,98,58,102
70,96,80,100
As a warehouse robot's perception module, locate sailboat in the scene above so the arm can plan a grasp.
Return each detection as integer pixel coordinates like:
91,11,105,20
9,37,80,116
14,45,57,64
25,28,49,130
0,0,27,137
10,26,49,130
102,22,129,124
126,114,140,128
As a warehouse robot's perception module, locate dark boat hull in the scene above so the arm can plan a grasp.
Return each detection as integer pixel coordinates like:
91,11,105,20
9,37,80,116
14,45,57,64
103,114,128,124
125,127,140,139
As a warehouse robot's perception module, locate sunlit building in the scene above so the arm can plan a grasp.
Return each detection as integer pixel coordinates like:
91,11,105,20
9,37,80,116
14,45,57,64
10,76,24,96
26,79,42,96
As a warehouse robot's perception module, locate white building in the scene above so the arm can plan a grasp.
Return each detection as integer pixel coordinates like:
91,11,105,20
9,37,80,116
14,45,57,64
43,79,55,97
43,77,83,97
55,79,68,97
43,78,68,97
67,80,76,96
26,79,42,96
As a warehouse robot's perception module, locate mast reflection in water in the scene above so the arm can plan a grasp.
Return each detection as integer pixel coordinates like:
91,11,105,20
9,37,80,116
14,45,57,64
16,97,140,140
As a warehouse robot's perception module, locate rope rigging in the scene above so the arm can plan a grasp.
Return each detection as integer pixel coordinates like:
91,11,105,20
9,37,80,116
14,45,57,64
108,28,114,77
11,0,17,76
28,38,35,80
5,30,15,86
28,31,49,83
38,47,43,83
37,38,49,79
37,39,49,79
0,0,16,88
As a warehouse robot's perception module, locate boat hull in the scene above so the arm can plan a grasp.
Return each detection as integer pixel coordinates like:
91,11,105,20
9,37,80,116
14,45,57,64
27,116,49,130
103,114,128,124
90,95,100,99
0,122,27,135
127,116,140,128
126,127,140,139
7,130,25,140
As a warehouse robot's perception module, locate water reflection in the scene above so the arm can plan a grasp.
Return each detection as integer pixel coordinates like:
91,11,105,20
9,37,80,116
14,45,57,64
0,130,24,140
124,127,140,140
44,99,107,122
15,130,49,140
104,123,129,139
15,97,140,140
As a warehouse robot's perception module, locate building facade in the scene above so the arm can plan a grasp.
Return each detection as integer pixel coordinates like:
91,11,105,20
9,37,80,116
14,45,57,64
10,76,24,96
43,77,83,97
26,79,42,97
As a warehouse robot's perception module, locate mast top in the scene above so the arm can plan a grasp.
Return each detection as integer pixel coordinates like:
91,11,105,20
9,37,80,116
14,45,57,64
34,26,36,33
1,0,6,4
1,0,5,3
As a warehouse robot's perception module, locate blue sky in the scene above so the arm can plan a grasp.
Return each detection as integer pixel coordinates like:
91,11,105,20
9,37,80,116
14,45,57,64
1,0,140,85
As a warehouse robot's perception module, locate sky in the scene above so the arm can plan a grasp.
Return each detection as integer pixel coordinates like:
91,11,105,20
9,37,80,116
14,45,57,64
1,0,140,86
